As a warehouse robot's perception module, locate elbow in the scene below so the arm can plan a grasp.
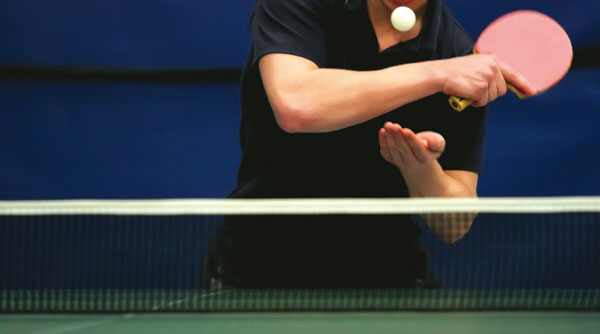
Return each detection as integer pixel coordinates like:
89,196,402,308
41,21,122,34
275,109,315,134
439,214,477,244
429,182,478,244
424,212,477,244
439,226,470,244
270,92,320,133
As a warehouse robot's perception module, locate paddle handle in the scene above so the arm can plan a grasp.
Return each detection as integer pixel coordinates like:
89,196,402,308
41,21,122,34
448,84,529,112
448,96,472,112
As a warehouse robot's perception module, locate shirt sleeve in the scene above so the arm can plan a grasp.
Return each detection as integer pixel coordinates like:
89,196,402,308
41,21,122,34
250,0,331,67
437,104,488,174
435,16,488,174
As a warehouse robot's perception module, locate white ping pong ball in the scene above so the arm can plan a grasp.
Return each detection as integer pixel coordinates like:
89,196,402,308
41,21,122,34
391,6,416,32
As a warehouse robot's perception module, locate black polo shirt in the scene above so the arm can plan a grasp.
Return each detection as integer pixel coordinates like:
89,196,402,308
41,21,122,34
207,0,487,288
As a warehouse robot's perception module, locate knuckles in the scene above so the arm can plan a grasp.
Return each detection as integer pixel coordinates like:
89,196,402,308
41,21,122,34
473,81,489,98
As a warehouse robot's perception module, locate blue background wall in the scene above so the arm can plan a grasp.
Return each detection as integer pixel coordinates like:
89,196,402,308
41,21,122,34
1,0,599,290
0,0,599,199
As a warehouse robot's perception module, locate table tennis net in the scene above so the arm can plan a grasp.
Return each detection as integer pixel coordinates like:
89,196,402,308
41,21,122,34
1,197,599,312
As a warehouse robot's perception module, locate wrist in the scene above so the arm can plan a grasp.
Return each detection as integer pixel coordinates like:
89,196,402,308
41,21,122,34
399,161,443,197
427,60,449,93
399,158,439,177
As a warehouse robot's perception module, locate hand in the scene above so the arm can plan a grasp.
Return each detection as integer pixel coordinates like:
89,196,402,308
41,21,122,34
379,122,446,171
438,54,537,107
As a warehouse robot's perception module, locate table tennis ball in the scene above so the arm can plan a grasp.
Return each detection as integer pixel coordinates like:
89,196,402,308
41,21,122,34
391,6,416,32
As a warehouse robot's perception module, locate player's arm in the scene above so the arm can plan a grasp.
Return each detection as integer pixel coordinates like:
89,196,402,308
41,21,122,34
379,122,477,244
260,53,535,133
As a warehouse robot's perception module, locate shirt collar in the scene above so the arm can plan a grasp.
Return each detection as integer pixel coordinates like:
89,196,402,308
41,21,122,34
344,0,442,52
344,0,364,11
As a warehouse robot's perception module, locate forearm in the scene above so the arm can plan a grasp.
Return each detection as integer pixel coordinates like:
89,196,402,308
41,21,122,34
263,56,446,133
401,162,476,199
400,162,477,243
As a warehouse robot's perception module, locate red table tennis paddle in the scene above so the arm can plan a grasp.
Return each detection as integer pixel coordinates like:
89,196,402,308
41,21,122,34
449,10,573,112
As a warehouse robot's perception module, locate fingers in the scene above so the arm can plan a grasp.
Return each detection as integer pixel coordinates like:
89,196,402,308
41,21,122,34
444,54,536,108
488,73,499,104
489,59,507,101
474,57,504,107
401,128,430,163
379,122,407,166
379,123,444,168
386,123,411,157
378,128,392,163
496,60,537,96
384,123,407,165
379,125,405,166
494,60,508,98
472,90,489,107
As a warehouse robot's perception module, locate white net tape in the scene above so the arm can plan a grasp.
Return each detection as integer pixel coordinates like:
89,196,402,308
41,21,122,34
0,197,599,215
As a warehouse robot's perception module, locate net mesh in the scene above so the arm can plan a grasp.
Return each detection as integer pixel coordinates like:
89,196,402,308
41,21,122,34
1,197,599,312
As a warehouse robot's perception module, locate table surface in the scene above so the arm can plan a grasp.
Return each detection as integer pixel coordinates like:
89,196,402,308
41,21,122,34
3,289,600,334
2,312,600,334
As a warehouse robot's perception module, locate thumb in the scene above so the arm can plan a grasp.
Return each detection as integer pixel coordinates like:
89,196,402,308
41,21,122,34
416,131,446,153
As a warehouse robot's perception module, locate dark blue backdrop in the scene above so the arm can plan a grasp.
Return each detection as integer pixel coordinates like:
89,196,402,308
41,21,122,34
1,0,598,69
1,1,599,290
0,0,598,198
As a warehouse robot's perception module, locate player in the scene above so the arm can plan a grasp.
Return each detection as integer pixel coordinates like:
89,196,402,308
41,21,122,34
203,0,536,289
